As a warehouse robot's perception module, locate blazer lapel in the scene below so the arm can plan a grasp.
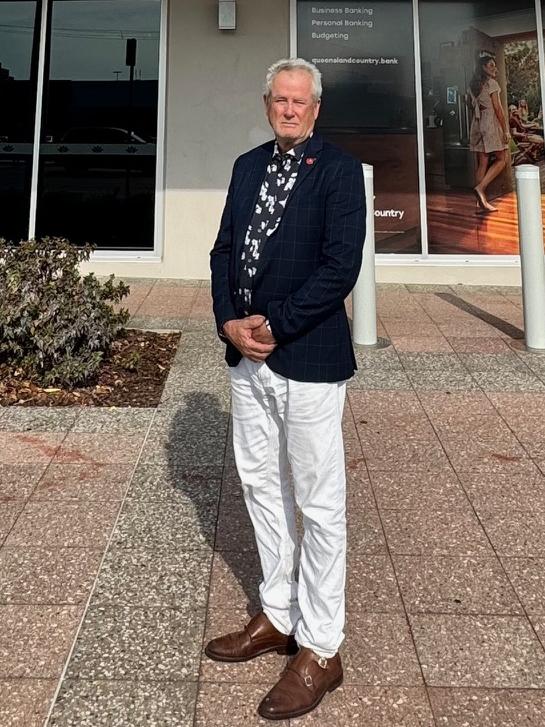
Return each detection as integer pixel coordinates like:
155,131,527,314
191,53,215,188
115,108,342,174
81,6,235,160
282,132,324,209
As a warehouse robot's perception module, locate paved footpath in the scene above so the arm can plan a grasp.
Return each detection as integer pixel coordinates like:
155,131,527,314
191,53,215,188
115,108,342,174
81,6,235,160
2,280,545,726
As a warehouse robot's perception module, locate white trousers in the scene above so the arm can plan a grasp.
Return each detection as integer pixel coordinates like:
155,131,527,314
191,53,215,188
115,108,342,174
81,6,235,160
229,357,347,658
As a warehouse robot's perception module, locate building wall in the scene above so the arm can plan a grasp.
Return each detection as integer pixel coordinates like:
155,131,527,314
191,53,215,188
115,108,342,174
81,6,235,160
85,0,290,280
83,0,522,285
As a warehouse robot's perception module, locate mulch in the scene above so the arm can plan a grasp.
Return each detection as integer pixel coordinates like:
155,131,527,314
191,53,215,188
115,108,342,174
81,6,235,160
0,329,181,407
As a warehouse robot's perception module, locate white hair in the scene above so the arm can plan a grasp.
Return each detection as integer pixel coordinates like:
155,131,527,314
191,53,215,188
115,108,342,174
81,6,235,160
264,58,322,102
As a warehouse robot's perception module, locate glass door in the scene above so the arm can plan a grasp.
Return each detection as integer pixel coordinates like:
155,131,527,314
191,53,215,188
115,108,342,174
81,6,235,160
35,0,162,249
0,0,41,242
296,0,422,254
418,0,541,255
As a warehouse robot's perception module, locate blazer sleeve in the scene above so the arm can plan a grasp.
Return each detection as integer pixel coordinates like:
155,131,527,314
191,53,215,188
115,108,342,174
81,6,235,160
266,156,365,344
210,159,239,334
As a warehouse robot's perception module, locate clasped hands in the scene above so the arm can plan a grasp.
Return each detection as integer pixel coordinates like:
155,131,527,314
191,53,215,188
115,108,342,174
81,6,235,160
223,315,276,362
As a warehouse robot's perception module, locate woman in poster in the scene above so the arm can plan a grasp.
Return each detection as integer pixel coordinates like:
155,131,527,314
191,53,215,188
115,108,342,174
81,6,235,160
468,54,510,213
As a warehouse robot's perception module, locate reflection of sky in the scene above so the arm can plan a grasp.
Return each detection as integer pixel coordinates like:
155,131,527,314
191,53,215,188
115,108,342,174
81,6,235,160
0,2,36,79
0,0,160,81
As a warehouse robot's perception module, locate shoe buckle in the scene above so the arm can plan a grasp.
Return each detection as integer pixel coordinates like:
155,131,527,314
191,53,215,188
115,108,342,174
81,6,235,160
317,657,328,669
304,674,313,688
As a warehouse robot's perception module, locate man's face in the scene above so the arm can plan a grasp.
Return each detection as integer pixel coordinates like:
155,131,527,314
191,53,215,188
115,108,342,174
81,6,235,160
265,69,320,149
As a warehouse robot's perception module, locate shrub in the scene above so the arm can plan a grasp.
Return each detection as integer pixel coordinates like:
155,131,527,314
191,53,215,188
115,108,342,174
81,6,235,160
0,237,130,387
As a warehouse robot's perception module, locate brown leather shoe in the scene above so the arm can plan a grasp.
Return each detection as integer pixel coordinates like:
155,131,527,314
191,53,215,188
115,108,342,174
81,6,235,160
257,646,342,720
204,612,298,663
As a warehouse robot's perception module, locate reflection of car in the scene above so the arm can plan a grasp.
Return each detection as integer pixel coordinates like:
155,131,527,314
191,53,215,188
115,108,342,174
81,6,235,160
48,126,156,175
60,126,148,144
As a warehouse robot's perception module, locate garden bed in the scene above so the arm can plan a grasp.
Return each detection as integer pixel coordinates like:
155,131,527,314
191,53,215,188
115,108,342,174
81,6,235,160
0,329,180,407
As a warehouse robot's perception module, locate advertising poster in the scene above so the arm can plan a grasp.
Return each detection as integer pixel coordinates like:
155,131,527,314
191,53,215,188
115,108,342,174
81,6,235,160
297,0,421,253
419,0,542,254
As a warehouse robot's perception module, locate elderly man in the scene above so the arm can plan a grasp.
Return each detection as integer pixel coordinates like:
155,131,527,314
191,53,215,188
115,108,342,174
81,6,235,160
208,57,365,720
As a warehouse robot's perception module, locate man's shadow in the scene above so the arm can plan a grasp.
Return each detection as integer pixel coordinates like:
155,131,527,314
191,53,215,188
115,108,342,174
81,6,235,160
166,391,260,614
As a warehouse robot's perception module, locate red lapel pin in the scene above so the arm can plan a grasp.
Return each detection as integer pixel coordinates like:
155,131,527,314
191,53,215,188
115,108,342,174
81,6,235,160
306,157,316,165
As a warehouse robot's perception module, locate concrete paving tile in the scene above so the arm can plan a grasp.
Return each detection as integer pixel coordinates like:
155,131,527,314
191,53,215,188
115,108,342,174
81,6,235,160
215,494,257,552
0,678,55,727
31,464,133,501
353,347,402,371
93,545,212,610
139,428,228,467
349,390,425,418
390,335,454,352
0,432,65,464
458,471,545,514
0,502,25,543
478,509,545,557
501,557,545,616
115,281,154,316
346,554,404,614
380,509,492,556
487,392,545,457
128,315,186,330
290,686,435,726
410,614,545,687
362,437,450,474
347,507,388,556
472,370,545,392
49,679,198,727
457,353,529,373
393,556,522,615
349,369,412,390
185,318,216,332
399,353,465,372
0,407,79,432
343,613,422,686
407,370,480,392
208,550,262,613
382,320,442,338
432,414,513,440
72,408,154,433
151,399,230,432
0,547,102,605
195,682,287,726
66,605,204,680
356,413,437,441
439,435,532,475
5,501,119,549
159,380,231,408
418,391,497,419
369,470,466,510
153,278,203,288
491,387,545,415
0,464,46,501
201,608,288,684
137,294,196,318
0,604,82,678
530,617,545,649
112,499,215,551
346,470,376,513
53,433,145,465
428,687,545,727
127,463,222,502
437,322,501,338
446,337,512,353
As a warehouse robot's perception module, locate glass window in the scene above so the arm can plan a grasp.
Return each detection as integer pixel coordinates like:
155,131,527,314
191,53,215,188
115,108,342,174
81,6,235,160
297,0,421,253
419,0,541,254
35,0,161,249
0,0,40,242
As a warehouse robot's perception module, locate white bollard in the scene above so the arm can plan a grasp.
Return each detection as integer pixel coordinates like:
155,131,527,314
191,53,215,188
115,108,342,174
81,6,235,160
515,164,545,352
352,163,377,347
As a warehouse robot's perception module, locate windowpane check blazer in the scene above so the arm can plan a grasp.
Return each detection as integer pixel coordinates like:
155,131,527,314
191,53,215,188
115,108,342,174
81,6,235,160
210,133,366,383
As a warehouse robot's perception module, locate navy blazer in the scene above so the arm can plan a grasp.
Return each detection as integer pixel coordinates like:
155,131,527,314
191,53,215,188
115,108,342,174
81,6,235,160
210,133,366,383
